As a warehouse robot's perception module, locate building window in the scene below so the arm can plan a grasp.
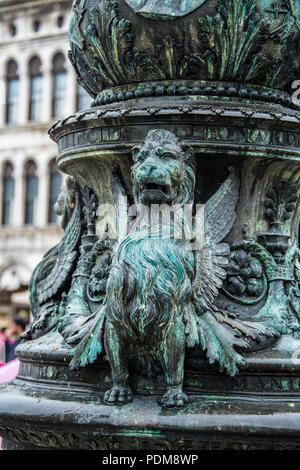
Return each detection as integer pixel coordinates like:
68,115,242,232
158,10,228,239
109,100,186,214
33,19,41,32
76,84,91,111
8,23,17,37
2,162,15,226
29,56,43,121
48,159,62,224
57,15,64,28
6,60,20,125
24,161,38,225
52,53,67,119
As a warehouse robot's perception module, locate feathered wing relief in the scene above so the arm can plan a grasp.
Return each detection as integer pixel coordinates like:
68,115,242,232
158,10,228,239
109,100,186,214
191,168,279,376
196,310,278,376
25,179,113,343
24,178,84,340
192,168,239,318
204,167,240,247
35,187,82,306
192,243,230,317
68,303,107,370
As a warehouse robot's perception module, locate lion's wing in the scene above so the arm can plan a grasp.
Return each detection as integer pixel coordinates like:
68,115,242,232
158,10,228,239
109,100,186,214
191,169,278,376
35,192,82,306
68,304,107,371
192,243,229,314
204,167,239,246
193,167,240,313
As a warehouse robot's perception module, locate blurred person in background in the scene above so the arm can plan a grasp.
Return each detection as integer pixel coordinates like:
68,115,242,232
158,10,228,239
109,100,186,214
3,318,28,363
0,328,9,366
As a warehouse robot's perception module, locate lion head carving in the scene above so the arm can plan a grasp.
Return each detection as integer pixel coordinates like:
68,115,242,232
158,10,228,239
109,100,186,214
132,129,196,205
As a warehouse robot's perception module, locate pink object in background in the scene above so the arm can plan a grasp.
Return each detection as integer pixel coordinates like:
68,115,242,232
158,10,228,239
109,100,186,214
0,359,19,384
0,359,19,450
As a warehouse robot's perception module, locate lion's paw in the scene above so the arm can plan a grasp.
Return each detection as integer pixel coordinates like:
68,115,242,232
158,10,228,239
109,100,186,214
104,386,133,405
159,388,188,408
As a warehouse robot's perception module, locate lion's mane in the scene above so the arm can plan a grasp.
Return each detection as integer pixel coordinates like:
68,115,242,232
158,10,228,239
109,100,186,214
132,129,196,206
105,130,197,346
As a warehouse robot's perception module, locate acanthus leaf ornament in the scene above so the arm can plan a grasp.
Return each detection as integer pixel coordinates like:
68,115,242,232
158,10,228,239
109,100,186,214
68,0,300,105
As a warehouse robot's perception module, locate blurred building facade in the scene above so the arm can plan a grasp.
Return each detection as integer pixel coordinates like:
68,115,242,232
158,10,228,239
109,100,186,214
0,0,91,327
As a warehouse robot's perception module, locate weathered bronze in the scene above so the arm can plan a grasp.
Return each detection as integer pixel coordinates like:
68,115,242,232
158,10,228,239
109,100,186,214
0,0,299,450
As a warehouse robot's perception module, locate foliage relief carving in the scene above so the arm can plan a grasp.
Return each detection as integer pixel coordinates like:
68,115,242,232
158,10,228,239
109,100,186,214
25,130,294,408
69,0,300,99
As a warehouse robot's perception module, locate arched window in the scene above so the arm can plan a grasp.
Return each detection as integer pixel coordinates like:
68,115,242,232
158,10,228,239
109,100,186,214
8,23,17,37
33,19,41,32
29,56,43,121
57,15,64,28
2,162,15,226
76,83,91,111
48,159,62,224
52,53,67,119
24,160,38,225
6,60,20,124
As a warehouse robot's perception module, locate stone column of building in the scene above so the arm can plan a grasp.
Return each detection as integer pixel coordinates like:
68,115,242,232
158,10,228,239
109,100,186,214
0,56,6,128
12,155,24,227
42,51,53,124
35,156,49,228
18,56,30,126
66,60,77,117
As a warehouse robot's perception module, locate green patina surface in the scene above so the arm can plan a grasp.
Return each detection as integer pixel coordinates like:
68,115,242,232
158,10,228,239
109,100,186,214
69,0,300,100
124,0,208,19
26,125,299,410
3,0,299,450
